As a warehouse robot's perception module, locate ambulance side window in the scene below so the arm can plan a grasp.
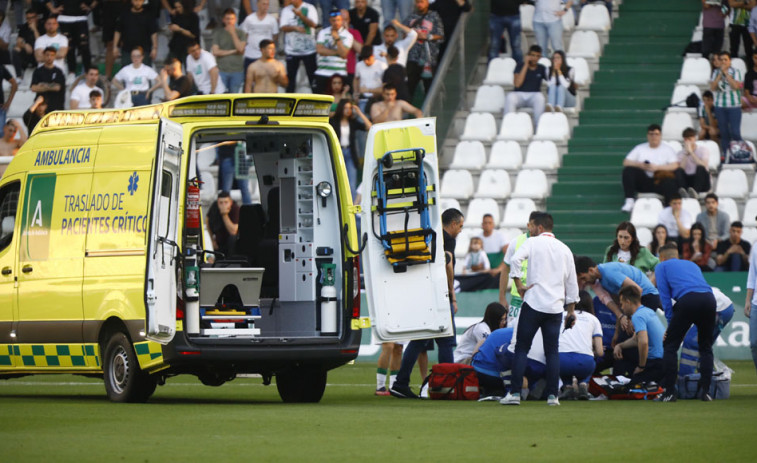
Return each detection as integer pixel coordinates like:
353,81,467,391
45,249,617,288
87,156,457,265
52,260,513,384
0,182,19,251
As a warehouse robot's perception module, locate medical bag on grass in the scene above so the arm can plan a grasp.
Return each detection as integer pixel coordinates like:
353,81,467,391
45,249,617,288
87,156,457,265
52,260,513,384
677,371,731,400
428,363,480,400
589,375,663,400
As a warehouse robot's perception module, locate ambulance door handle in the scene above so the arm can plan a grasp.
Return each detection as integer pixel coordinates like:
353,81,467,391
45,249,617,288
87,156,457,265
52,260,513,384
1,267,11,275
21,265,33,274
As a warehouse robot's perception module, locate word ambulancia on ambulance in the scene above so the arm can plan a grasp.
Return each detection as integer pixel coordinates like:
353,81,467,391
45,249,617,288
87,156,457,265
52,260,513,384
0,94,453,403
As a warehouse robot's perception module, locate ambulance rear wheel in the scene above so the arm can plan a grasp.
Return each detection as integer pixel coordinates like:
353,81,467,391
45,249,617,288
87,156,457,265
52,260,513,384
103,333,158,403
276,367,327,403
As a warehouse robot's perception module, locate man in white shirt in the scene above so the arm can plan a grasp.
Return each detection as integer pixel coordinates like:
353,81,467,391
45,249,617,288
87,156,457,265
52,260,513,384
354,45,386,100
112,47,161,106
34,15,69,74
620,123,679,212
240,0,279,72
186,42,224,95
374,19,417,67
315,7,354,94
70,66,103,109
477,212,507,278
501,212,579,406
657,193,693,240
279,0,319,93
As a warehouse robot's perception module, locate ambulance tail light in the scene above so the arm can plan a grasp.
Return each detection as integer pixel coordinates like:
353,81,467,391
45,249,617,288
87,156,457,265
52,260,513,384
351,256,361,319
176,297,185,320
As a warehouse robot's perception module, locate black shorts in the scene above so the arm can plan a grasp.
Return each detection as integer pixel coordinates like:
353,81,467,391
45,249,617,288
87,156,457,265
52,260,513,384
101,1,123,43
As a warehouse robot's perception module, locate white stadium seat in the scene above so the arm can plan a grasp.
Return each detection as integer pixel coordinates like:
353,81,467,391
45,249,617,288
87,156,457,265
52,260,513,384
669,84,701,110
743,199,757,227
474,169,511,199
511,169,549,199
715,169,749,199
678,57,711,85
533,113,571,142
741,112,757,143
636,227,653,247
696,140,721,171
466,198,500,227
567,31,601,59
742,227,757,244
576,4,611,31
682,198,701,218
662,112,694,141
487,141,523,170
520,4,535,31
663,140,683,153
500,227,523,243
501,198,537,228
566,57,591,86
438,197,461,213
471,85,506,113
461,112,498,142
523,140,560,170
449,140,487,171
498,112,533,142
439,169,475,199
732,58,747,78
562,7,575,32
718,197,739,223
483,57,517,86
630,198,664,228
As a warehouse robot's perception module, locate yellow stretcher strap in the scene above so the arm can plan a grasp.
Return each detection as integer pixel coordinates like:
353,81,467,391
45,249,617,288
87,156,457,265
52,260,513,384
371,198,434,211
205,309,246,315
387,252,432,264
371,185,435,197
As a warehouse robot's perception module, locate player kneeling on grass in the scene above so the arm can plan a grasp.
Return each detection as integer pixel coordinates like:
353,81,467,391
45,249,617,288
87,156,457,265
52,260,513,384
557,291,604,400
470,327,514,400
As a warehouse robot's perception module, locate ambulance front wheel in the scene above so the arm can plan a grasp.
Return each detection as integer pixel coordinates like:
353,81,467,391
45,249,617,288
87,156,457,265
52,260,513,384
103,332,158,403
276,367,327,403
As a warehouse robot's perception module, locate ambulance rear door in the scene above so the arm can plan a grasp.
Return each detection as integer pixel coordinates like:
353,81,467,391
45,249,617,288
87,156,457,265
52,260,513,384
359,118,453,342
145,118,183,344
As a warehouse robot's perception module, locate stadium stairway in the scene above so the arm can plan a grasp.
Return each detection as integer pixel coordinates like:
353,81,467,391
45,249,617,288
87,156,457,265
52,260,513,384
547,0,701,262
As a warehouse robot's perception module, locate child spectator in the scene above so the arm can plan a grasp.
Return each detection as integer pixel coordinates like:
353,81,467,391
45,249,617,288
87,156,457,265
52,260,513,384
462,236,491,274
697,90,719,141
89,89,103,109
454,302,506,364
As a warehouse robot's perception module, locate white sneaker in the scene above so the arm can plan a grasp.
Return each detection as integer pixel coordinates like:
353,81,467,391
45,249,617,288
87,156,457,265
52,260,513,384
621,198,635,213
500,392,521,405
547,394,560,406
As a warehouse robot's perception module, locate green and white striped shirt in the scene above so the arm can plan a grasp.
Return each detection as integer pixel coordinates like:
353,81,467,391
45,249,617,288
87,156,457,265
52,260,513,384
315,27,354,77
711,67,743,108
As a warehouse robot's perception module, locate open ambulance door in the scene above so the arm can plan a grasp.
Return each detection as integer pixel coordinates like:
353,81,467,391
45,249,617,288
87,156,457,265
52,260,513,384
359,118,454,343
145,118,183,344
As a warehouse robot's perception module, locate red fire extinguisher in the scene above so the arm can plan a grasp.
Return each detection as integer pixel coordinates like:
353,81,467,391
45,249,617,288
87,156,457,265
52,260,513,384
186,177,202,233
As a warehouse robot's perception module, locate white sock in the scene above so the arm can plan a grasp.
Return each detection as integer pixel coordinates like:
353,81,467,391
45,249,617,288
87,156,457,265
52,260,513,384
377,371,387,390
389,374,398,388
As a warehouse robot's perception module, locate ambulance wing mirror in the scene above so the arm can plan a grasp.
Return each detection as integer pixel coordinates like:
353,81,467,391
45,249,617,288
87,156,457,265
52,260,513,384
342,223,367,255
1,216,14,236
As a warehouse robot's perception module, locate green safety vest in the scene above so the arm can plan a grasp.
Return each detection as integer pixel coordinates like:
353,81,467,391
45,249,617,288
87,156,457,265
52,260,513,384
509,233,529,297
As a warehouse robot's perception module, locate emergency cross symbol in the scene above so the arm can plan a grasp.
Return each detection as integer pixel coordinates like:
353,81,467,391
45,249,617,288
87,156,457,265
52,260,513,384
128,172,139,196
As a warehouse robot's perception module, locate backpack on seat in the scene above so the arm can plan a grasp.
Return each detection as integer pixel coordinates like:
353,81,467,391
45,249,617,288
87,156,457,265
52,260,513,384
428,363,480,400
725,140,755,164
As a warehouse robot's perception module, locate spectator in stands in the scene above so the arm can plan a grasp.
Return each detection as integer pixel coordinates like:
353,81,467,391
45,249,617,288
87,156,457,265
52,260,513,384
168,0,200,65
53,0,94,79
462,237,491,274
34,15,69,74
0,120,27,156
112,47,161,106
696,193,731,248
186,41,224,95
241,0,279,72
31,46,65,112
382,0,413,28
101,0,125,78
504,45,547,124
743,51,757,110
206,191,240,256
701,0,728,61
314,7,353,94
159,57,198,101
375,21,417,68
355,46,386,102
745,244,757,376
558,291,603,400
212,9,246,94
649,224,673,258
533,0,571,56
730,0,755,69
13,9,41,78
657,193,693,242
89,89,103,109
479,213,508,269
326,73,351,114
682,222,714,271
711,51,744,155
349,0,380,46
244,39,288,92
330,99,372,197
370,83,423,122
454,302,507,364
341,9,364,87
698,90,720,141
114,0,158,67
614,285,665,387
488,0,524,64
405,0,444,98
620,124,679,213
430,0,471,58
675,127,711,197
0,62,17,128
382,45,411,102
546,50,575,112
656,243,718,402
715,221,751,271
23,95,47,133
604,221,659,274
70,66,103,109
279,0,319,93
